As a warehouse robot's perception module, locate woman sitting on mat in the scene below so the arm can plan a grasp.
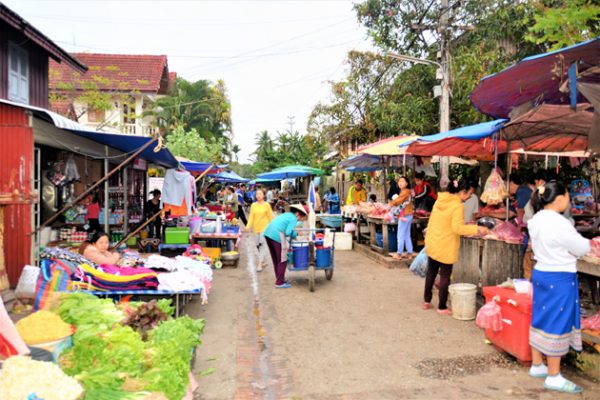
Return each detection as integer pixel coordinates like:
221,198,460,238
79,231,121,265
263,204,308,289
527,181,589,393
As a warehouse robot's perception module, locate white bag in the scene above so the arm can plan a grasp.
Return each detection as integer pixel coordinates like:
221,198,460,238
15,265,40,299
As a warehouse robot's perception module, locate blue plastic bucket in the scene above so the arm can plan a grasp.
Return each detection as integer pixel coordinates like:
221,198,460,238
315,248,331,268
376,232,383,247
292,243,309,269
287,251,294,265
388,226,398,253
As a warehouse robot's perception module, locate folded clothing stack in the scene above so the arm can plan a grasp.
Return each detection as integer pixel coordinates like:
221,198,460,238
71,263,159,291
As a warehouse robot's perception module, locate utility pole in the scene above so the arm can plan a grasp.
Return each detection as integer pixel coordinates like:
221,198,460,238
439,0,451,185
286,116,295,133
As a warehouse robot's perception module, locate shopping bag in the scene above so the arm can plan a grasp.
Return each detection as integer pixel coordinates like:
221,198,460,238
33,259,71,311
14,265,40,299
476,300,503,331
409,248,428,277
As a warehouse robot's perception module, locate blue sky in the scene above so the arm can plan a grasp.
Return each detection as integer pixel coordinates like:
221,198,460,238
4,0,374,162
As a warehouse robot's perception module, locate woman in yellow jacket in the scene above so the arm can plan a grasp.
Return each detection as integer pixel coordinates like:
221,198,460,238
246,188,275,271
423,178,490,315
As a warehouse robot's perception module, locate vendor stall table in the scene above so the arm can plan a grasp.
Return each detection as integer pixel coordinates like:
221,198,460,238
366,217,428,256
454,237,523,289
578,256,600,278
70,289,201,317
191,232,241,249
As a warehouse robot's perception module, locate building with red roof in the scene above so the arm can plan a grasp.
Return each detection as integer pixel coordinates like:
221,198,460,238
49,53,174,135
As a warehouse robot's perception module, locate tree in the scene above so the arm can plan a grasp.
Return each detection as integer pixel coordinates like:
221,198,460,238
145,77,233,145
165,127,224,163
526,0,600,50
254,130,275,159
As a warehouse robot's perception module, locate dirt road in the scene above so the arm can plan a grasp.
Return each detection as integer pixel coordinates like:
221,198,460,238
190,234,599,399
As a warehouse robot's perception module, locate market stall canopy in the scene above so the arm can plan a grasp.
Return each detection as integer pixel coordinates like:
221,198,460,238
257,165,324,180
470,37,600,119
338,153,411,172
0,99,180,168
356,135,417,155
209,171,249,183
178,160,226,174
403,119,508,157
502,103,593,153
249,178,281,184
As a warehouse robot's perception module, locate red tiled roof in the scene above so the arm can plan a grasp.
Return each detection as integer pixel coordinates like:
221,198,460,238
49,98,77,120
49,53,170,94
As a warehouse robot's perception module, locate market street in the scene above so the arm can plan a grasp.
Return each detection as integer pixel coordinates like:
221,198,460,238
190,234,600,400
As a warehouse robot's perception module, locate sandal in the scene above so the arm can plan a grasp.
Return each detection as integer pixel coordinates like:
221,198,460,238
437,308,452,316
422,302,432,310
391,254,404,260
543,380,583,394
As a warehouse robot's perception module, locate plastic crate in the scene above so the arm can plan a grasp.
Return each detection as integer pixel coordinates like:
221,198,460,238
164,227,190,244
203,247,221,260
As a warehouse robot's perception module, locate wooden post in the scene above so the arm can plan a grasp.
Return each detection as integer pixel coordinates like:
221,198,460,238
35,137,159,232
123,166,129,235
104,146,109,232
505,141,512,221
112,164,215,249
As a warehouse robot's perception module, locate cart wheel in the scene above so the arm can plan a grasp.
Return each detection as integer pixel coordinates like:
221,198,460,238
325,267,334,281
214,260,223,269
308,265,316,292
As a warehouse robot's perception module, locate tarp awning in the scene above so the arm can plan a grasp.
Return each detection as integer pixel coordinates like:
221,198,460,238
209,171,249,183
403,119,507,145
69,130,179,168
356,135,417,155
257,165,324,180
470,37,600,118
338,153,412,172
0,99,179,168
179,161,226,174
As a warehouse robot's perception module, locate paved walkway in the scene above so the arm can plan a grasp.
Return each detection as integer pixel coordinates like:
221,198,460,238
189,234,600,399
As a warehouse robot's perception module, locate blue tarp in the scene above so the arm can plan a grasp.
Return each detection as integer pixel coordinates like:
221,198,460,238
257,165,323,180
209,171,249,183
179,161,227,173
401,119,507,146
69,130,179,168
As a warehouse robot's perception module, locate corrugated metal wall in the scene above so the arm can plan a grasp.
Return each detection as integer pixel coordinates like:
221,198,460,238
0,103,33,287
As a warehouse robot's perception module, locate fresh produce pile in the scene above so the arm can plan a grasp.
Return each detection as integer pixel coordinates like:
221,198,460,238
589,237,600,258
53,292,205,400
15,309,73,344
480,169,508,206
0,355,84,400
582,311,600,331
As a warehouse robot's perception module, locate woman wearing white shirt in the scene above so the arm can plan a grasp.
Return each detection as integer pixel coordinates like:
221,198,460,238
527,181,589,393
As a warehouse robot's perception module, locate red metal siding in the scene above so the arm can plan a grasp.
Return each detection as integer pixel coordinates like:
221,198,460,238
0,103,33,287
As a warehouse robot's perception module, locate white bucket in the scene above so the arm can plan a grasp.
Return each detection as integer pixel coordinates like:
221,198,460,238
334,232,353,250
449,283,477,321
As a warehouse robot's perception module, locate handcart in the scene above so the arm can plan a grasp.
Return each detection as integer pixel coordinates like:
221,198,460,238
287,229,335,292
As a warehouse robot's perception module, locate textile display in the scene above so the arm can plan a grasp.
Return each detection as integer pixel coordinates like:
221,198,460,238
529,270,582,357
161,169,196,216
33,259,71,311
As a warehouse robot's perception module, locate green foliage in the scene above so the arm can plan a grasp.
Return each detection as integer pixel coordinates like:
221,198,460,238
526,0,600,50
166,126,224,163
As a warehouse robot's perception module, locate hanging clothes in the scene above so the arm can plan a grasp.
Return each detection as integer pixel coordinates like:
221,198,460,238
161,169,196,216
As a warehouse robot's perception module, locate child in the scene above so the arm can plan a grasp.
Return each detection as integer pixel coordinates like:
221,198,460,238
389,177,414,260
423,178,489,314
527,181,589,393
263,204,309,288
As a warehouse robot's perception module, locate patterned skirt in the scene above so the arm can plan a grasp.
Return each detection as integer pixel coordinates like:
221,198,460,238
529,269,582,357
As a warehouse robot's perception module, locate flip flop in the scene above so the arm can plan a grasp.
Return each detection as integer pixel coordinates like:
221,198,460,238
437,308,452,315
543,380,583,393
422,302,432,310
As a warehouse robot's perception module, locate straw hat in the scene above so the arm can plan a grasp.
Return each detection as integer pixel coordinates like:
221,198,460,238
289,204,309,216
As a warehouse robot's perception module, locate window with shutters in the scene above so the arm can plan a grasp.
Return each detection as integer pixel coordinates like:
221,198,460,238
8,42,29,104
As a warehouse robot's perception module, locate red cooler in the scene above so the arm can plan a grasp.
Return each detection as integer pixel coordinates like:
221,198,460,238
482,286,533,364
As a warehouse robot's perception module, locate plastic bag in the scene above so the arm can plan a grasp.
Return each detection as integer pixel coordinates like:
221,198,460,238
64,156,80,182
15,265,40,299
409,248,428,278
480,169,508,205
493,221,523,243
344,222,356,233
476,300,503,331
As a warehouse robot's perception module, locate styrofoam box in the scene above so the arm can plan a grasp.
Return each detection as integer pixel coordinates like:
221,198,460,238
334,232,353,250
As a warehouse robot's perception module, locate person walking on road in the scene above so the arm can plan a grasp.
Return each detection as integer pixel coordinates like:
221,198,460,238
246,188,275,272
264,204,308,288
423,178,489,315
236,184,248,225
527,181,589,394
